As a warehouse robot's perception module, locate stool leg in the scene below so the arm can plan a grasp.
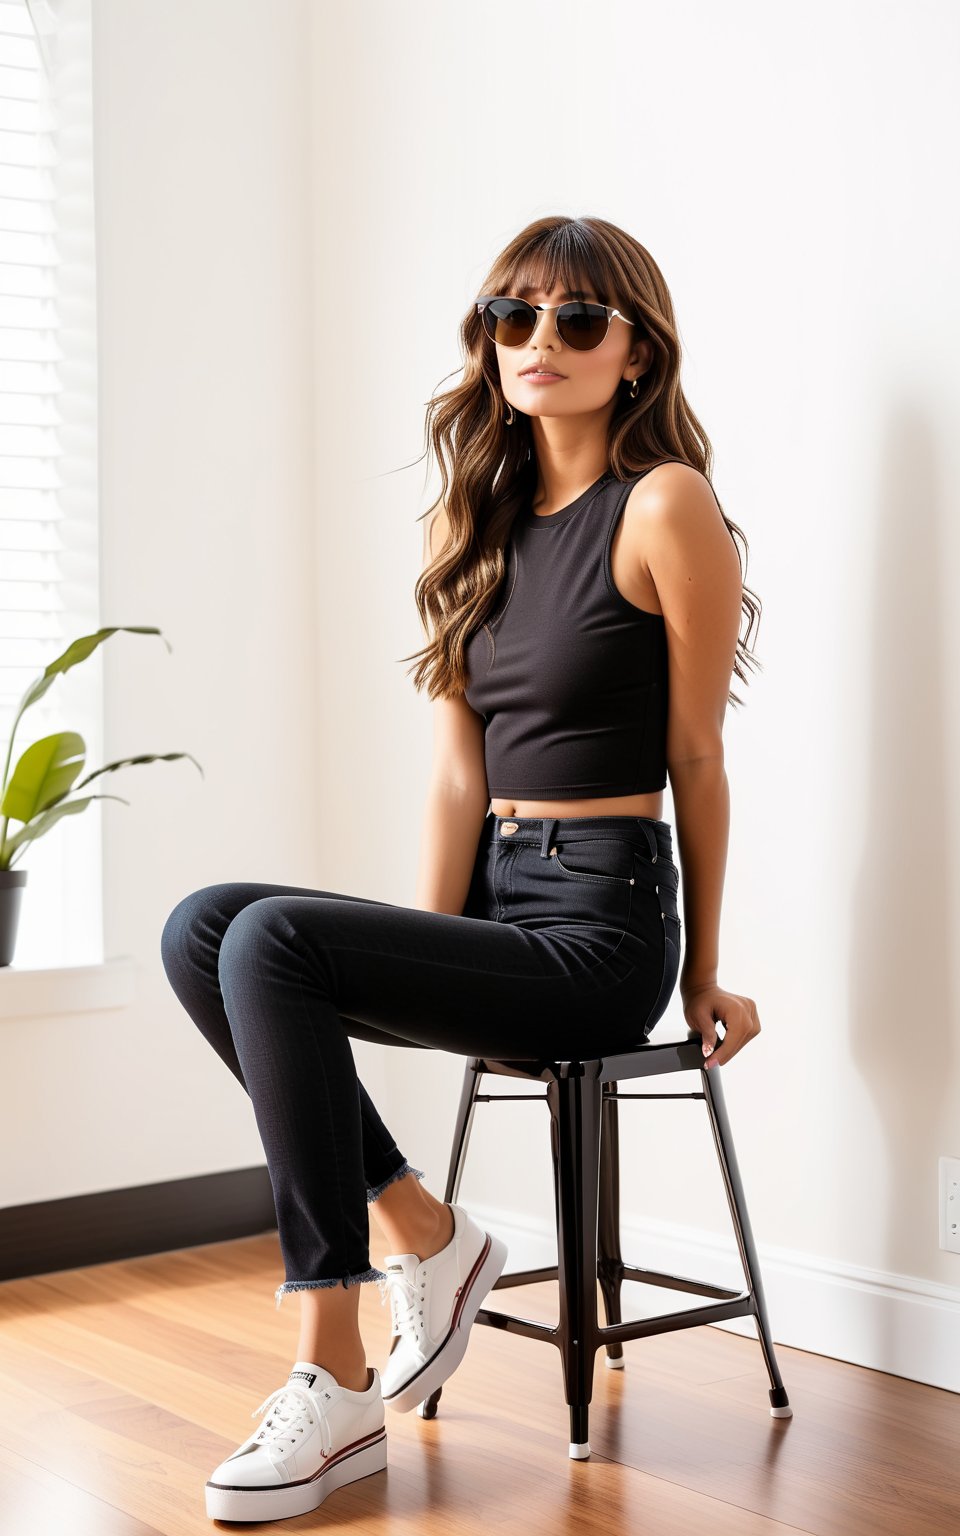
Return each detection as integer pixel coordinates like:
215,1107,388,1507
442,1057,484,1208
701,1063,793,1419
597,1080,626,1370
418,1058,484,1423
549,1071,604,1459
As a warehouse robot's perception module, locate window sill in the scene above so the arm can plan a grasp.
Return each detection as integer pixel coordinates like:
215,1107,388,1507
0,956,137,1019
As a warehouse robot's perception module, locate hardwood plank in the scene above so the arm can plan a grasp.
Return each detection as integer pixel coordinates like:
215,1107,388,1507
0,1444,165,1536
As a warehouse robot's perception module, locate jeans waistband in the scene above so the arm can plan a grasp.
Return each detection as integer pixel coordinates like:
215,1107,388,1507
482,811,673,863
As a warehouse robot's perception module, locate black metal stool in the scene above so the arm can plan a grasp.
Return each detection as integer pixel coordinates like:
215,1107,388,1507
419,1018,793,1457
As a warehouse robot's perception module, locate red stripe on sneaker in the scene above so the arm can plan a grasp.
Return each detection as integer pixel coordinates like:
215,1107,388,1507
307,1426,387,1483
451,1233,491,1331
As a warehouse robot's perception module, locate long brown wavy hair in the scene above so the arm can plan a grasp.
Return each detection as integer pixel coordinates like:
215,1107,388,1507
400,214,762,707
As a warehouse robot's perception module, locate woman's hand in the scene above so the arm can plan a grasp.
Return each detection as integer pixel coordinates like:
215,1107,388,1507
680,981,761,1069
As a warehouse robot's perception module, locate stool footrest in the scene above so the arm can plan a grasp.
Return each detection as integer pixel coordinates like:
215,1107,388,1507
619,1262,744,1300
491,1265,557,1288
596,1293,755,1344
492,1262,747,1304
475,1306,558,1343
473,1289,755,1348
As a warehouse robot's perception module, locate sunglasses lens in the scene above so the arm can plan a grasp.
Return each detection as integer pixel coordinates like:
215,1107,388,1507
557,304,610,350
481,299,535,346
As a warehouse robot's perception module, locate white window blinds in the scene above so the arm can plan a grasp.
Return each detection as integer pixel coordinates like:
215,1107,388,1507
0,0,101,969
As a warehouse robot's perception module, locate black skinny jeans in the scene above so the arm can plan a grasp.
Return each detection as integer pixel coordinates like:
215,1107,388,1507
159,811,682,1309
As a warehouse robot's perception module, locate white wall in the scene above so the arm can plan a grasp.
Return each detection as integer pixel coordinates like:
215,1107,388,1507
6,0,960,1386
3,0,339,1198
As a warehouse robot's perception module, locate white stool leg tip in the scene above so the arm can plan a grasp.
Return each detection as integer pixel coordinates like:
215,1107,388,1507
604,1355,625,1369
770,1405,793,1418
569,1441,591,1459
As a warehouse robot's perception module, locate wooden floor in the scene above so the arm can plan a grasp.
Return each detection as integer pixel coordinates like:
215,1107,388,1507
1,1220,957,1535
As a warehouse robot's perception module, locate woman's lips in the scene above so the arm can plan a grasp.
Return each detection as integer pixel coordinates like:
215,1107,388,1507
520,371,565,384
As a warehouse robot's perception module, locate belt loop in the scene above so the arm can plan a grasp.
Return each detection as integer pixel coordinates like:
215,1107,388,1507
540,817,558,859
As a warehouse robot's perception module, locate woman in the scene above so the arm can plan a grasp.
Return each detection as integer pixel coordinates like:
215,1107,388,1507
161,212,762,1523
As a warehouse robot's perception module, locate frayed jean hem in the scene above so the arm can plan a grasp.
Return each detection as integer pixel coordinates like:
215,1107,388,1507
275,1266,388,1310
366,1161,425,1204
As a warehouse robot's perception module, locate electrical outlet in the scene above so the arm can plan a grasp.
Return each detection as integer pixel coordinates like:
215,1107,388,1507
939,1157,960,1254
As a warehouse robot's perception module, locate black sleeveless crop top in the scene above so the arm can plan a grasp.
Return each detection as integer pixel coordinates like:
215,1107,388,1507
463,468,673,800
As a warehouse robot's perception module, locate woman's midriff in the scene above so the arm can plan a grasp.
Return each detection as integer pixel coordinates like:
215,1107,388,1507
489,791,665,820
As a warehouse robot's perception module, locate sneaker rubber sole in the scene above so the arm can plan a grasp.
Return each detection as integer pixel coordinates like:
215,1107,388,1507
205,1425,387,1522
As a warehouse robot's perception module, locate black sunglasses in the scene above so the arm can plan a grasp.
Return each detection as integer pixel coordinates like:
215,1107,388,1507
476,294,635,352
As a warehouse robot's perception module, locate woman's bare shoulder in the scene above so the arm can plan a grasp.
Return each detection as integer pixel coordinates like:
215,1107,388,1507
422,500,452,568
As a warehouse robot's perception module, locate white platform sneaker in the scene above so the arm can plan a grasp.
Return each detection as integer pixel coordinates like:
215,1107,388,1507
204,1359,387,1523
377,1201,508,1413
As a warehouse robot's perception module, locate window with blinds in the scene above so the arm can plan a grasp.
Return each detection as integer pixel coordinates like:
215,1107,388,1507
0,0,101,969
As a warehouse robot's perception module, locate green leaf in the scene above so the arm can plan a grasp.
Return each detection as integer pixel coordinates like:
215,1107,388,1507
0,732,87,824
72,750,205,794
1,794,130,870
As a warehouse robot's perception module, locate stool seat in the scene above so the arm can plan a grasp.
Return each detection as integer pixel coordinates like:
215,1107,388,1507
415,1026,793,1458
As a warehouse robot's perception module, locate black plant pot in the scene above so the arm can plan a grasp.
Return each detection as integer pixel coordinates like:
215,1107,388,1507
0,869,28,967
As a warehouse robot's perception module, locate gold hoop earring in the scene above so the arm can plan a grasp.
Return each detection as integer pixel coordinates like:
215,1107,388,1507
628,377,640,400
504,399,515,426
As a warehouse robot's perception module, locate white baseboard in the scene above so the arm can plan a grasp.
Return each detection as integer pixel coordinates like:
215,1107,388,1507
464,1200,960,1396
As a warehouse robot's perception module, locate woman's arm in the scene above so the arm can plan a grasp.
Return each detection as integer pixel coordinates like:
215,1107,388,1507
414,765,489,916
413,503,490,915
670,760,728,991
634,464,744,992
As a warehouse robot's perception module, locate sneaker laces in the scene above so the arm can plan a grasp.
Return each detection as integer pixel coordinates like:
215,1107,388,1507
248,1383,332,1459
377,1270,424,1341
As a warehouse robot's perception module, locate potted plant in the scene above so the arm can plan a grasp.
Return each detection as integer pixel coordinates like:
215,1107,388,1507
0,626,203,967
